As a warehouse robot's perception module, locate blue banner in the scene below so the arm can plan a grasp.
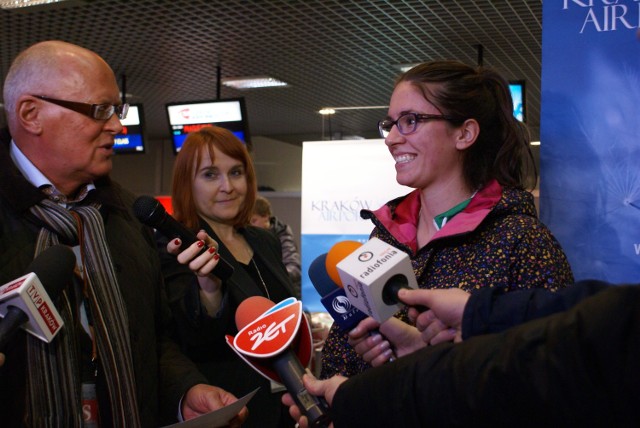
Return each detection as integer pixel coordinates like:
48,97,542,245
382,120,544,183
541,1,640,282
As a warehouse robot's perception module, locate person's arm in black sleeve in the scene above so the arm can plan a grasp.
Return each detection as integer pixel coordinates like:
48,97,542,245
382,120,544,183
156,231,231,345
331,284,640,427
462,279,613,339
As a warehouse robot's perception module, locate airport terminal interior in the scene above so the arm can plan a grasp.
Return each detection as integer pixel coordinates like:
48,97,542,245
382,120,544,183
0,0,543,227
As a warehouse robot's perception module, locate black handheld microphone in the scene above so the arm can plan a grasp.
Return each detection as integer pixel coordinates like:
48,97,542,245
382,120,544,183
0,245,75,351
132,195,234,280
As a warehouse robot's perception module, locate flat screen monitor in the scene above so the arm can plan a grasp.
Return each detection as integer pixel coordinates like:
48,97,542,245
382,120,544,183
509,81,525,122
165,97,251,153
114,104,146,154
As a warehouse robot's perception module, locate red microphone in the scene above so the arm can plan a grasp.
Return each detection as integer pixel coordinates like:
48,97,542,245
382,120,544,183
227,297,331,428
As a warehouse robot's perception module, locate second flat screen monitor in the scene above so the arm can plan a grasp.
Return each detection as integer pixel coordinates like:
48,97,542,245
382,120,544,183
114,104,146,154
166,98,251,153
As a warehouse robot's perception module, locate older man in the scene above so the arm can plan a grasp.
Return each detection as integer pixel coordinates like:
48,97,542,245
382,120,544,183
0,40,246,427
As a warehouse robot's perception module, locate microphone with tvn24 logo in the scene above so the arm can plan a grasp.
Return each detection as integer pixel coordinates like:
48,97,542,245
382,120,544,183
226,296,331,428
0,245,75,351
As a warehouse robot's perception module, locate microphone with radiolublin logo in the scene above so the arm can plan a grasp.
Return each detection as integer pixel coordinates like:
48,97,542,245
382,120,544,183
226,296,331,428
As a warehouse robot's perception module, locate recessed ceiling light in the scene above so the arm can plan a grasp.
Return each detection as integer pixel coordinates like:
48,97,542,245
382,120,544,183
222,76,289,89
0,0,79,9
119,92,139,101
397,63,420,73
318,108,336,115
318,106,388,115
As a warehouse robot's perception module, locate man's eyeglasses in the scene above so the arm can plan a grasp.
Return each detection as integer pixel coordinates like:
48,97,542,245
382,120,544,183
32,95,129,121
378,112,465,138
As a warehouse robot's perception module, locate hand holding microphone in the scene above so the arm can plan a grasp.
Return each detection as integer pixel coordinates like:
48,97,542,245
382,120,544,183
399,288,470,345
227,296,331,428
352,287,471,355
165,229,224,290
309,248,397,366
282,373,348,428
132,195,234,281
333,237,420,323
327,238,452,363
322,240,407,364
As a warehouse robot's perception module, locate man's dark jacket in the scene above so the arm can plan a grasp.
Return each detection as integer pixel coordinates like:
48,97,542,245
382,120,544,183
0,130,207,427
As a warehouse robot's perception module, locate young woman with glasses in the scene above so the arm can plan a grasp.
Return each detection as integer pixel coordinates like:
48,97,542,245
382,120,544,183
320,60,574,379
